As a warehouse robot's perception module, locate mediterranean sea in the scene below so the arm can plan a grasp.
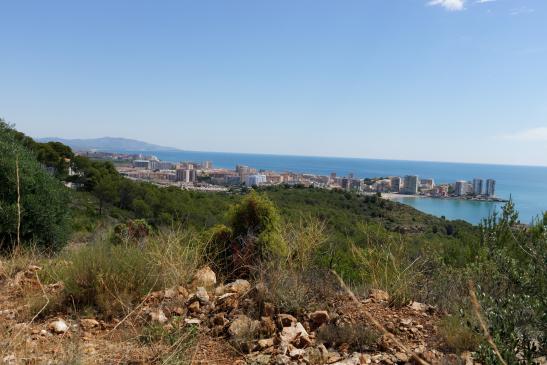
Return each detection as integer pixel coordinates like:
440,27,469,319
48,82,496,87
116,150,547,225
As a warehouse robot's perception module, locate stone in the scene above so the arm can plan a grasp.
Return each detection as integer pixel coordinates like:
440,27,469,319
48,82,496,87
188,301,200,313
195,286,210,303
309,310,330,327
164,287,177,299
2,354,16,365
177,285,189,298
228,315,259,339
395,352,409,363
369,289,390,301
184,318,201,325
246,353,272,365
192,266,217,288
212,312,227,326
224,279,251,295
149,309,168,323
258,338,275,349
289,348,306,358
79,318,99,331
409,301,428,311
48,319,69,334
273,354,291,365
279,322,309,346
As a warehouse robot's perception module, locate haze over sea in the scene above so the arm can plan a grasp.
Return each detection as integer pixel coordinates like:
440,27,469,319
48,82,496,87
121,150,547,225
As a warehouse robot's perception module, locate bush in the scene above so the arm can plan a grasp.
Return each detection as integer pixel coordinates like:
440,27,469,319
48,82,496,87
41,227,204,316
439,315,480,354
0,121,69,252
317,322,380,352
111,219,151,246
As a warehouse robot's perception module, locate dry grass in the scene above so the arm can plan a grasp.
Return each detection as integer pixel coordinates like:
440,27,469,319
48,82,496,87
439,315,480,354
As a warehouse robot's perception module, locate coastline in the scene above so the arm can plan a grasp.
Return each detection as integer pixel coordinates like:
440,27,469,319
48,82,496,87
381,192,507,203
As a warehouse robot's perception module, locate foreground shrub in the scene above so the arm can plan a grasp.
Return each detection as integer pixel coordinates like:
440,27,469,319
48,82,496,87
111,219,151,246
41,228,204,316
206,191,288,278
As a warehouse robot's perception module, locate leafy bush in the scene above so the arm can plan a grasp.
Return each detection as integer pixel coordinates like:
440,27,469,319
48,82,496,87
439,315,480,354
111,219,151,246
0,121,69,252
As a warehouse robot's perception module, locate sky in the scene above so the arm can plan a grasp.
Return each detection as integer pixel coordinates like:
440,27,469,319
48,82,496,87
1,0,546,166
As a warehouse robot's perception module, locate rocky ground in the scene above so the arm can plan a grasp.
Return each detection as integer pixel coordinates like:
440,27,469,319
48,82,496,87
0,265,475,365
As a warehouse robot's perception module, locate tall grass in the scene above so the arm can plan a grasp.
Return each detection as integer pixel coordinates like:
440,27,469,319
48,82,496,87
40,227,205,316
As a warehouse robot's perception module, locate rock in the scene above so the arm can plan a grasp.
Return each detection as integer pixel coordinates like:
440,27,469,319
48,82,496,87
224,279,251,295
395,352,409,363
177,285,189,298
409,301,428,311
2,354,16,365
279,322,309,347
369,289,390,301
212,312,227,326
258,338,275,349
195,287,210,303
192,266,217,288
331,352,363,365
277,313,297,328
79,318,99,331
149,309,168,323
48,319,69,334
289,348,306,358
246,353,272,365
184,318,201,325
188,301,200,313
309,310,330,327
273,354,291,365
228,315,259,339
217,292,239,311
305,345,329,364
164,287,177,299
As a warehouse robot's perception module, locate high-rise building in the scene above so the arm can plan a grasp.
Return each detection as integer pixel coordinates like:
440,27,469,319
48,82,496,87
454,180,468,196
390,176,402,193
176,169,197,183
245,174,267,186
202,161,213,170
485,179,496,197
133,160,150,169
472,178,484,196
420,178,435,190
403,175,419,194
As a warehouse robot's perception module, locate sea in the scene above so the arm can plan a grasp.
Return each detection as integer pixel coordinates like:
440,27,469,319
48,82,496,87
116,150,547,225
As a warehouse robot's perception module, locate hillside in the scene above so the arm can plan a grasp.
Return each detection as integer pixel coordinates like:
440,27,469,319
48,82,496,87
1,121,545,365
36,136,181,152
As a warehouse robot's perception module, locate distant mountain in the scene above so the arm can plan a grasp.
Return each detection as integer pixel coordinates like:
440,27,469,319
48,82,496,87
36,137,181,152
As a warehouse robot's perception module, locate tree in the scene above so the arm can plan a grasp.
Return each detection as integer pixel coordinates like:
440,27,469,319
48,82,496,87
0,121,69,251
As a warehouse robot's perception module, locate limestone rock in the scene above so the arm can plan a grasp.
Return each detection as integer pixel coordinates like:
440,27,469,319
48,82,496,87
192,266,217,288
48,319,69,334
224,279,251,295
149,309,168,323
279,322,309,347
79,318,99,331
277,313,297,328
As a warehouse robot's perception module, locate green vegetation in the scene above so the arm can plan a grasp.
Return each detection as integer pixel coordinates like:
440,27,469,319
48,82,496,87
1,121,545,363
0,121,70,251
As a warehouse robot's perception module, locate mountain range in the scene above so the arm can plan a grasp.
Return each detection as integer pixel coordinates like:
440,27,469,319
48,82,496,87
36,137,181,152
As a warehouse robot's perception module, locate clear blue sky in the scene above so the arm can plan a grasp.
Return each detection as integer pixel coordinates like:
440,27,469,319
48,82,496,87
1,0,546,166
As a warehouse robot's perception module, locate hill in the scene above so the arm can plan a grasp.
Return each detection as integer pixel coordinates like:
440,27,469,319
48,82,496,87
35,136,181,152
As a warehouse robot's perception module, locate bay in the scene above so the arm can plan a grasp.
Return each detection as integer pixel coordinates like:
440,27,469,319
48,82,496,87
115,150,547,224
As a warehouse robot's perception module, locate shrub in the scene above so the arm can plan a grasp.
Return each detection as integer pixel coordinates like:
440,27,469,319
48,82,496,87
317,322,380,352
439,315,480,354
41,227,204,316
0,121,69,252
111,219,151,247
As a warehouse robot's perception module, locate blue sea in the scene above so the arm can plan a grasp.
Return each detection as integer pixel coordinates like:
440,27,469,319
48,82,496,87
118,150,547,225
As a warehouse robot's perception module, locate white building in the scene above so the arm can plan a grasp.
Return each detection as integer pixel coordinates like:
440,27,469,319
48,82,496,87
176,169,197,183
133,160,150,169
454,180,468,196
245,174,267,187
390,176,402,193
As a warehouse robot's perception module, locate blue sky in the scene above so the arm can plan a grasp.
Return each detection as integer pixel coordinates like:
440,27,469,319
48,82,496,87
1,0,546,166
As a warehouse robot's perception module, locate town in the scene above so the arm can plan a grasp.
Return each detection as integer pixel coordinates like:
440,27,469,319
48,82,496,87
79,151,507,202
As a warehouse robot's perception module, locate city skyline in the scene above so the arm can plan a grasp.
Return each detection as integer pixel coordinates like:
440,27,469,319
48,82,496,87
1,0,546,166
